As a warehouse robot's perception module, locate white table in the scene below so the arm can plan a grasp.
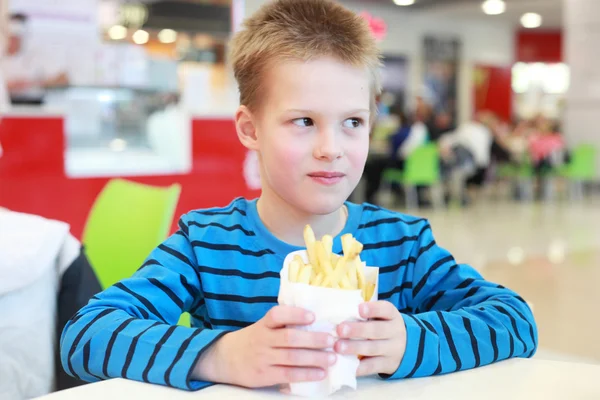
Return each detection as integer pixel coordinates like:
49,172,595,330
38,358,600,400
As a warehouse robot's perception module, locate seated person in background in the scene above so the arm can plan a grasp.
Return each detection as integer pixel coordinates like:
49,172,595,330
439,112,493,203
529,116,567,173
61,0,537,392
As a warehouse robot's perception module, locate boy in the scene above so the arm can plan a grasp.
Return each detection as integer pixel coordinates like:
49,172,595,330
61,0,537,391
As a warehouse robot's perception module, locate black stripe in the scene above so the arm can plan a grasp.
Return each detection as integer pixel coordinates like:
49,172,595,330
413,255,455,298
436,311,462,371
422,290,445,312
180,274,199,301
456,278,475,290
158,244,195,268
433,362,442,375
379,257,416,274
399,307,412,314
488,324,499,362
363,204,383,212
191,241,274,257
493,305,526,354
421,320,438,334
66,309,116,379
198,265,280,280
188,298,206,317
358,217,425,229
462,286,480,301
363,235,419,251
204,291,277,304
114,283,167,323
515,295,528,305
405,315,426,378
103,318,135,377
178,219,189,236
193,207,246,217
363,224,431,251
379,282,412,300
185,331,229,390
189,221,255,236
121,322,161,378
142,326,178,382
417,240,436,258
164,328,204,386
210,318,253,328
134,305,150,320
149,278,184,309
82,340,104,380
508,329,515,357
500,301,536,350
462,317,481,368
137,259,162,272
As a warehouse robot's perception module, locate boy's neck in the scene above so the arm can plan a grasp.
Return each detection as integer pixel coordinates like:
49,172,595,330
256,190,348,247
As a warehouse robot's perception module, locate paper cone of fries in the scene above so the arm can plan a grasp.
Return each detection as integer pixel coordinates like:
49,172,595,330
277,227,379,397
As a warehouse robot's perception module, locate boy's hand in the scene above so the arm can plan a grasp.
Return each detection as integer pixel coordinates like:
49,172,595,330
334,301,407,377
195,305,337,388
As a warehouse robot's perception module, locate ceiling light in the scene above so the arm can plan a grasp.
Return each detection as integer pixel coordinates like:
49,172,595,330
132,30,149,45
394,0,415,6
482,0,506,16
108,25,127,40
158,29,177,44
521,12,542,28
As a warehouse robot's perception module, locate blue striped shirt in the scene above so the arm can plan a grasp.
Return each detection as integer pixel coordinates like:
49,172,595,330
60,198,537,390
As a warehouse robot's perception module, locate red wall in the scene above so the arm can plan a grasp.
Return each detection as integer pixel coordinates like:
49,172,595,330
0,116,260,239
473,65,513,122
516,30,563,63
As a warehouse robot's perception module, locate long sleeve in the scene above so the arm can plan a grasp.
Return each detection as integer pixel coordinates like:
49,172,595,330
60,215,229,391
387,222,537,379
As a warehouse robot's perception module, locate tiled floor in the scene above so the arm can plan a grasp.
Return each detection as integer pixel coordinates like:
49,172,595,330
397,195,600,364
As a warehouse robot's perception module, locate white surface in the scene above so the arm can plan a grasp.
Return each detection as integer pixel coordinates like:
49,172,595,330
37,358,600,400
65,148,190,178
278,250,378,397
0,210,80,399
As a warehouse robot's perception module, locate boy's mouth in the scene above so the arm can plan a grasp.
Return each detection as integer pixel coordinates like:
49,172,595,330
308,171,346,185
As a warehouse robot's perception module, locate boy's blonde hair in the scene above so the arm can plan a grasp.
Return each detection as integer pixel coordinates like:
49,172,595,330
230,0,381,115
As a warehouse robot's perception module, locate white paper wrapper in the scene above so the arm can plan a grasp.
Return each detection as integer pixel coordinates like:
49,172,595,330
278,250,379,398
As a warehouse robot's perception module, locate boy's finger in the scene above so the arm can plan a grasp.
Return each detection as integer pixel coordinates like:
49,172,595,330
264,306,315,329
337,320,396,339
359,301,399,320
357,356,387,377
273,366,327,384
334,339,388,357
273,348,337,369
274,328,336,349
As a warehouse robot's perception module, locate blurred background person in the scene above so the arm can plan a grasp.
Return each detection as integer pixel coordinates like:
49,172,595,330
0,13,69,105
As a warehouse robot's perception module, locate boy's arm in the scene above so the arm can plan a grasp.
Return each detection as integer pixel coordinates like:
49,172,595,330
389,221,537,379
60,215,229,391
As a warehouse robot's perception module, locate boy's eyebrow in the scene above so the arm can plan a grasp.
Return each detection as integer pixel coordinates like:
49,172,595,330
284,108,370,115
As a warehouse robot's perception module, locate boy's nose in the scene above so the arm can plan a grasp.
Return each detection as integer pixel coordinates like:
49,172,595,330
313,128,343,161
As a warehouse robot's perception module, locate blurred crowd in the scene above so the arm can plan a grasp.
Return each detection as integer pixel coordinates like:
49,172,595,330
361,97,570,207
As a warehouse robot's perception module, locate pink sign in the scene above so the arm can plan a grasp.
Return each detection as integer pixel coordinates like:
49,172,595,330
359,11,387,41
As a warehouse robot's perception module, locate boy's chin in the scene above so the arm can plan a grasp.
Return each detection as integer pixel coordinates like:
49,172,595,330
298,196,348,216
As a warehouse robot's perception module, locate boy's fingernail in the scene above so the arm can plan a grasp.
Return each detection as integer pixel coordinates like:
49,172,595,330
328,353,337,365
360,304,369,316
327,336,335,347
338,342,348,353
305,312,314,322
340,325,350,336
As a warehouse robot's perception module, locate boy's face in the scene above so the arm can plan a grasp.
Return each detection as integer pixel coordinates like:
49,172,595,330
246,57,371,215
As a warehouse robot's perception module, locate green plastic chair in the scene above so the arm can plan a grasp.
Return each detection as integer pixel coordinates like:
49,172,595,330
559,144,597,181
383,144,442,208
82,179,189,326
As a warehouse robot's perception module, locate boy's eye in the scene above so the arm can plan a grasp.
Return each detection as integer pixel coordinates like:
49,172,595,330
343,118,363,128
292,118,314,127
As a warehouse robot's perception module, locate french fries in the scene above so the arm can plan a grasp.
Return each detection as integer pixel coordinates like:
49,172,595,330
289,225,376,301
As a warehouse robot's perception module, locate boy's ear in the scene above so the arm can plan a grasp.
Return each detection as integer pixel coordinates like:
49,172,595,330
235,105,259,151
